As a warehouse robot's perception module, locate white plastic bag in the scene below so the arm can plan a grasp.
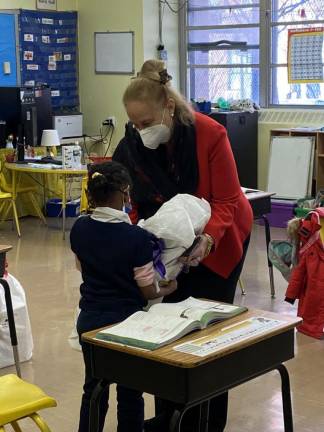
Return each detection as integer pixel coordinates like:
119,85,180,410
68,306,82,352
0,273,33,368
138,194,211,281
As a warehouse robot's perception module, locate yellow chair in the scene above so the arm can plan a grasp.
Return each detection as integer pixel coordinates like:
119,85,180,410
0,161,46,231
0,374,57,432
80,175,88,213
0,190,21,237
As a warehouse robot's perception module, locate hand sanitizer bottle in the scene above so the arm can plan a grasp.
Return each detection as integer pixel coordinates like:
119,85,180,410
6,134,14,149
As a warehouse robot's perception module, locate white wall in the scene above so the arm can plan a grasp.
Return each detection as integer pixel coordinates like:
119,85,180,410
143,0,179,89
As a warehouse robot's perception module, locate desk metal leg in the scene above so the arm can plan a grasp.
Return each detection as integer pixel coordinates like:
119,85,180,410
261,215,275,298
89,379,110,432
170,408,183,432
169,402,209,432
276,364,293,432
199,401,210,432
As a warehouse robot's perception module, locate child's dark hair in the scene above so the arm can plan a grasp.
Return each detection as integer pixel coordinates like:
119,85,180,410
87,161,131,206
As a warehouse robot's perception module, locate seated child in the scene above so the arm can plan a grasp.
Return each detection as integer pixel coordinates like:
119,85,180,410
70,161,177,432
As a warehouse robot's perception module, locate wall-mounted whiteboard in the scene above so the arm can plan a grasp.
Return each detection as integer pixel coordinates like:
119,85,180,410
267,136,315,199
95,31,134,74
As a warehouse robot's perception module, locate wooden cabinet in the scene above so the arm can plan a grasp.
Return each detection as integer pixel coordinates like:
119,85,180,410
270,129,324,194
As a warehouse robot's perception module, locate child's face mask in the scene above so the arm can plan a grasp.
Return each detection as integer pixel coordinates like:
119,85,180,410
138,108,171,150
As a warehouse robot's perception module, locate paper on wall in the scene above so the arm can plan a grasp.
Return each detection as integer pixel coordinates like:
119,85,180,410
26,64,39,71
24,34,34,42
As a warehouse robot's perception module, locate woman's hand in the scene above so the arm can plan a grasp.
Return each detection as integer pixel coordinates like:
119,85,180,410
159,279,178,296
179,234,214,267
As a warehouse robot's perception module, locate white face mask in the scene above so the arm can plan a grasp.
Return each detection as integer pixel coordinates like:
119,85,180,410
139,109,171,150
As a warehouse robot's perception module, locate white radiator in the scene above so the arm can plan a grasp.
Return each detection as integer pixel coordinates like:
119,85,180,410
258,109,324,189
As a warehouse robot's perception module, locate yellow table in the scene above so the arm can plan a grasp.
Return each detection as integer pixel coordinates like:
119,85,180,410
5,163,87,239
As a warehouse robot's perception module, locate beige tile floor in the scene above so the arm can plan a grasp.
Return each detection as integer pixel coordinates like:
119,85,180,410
0,219,324,432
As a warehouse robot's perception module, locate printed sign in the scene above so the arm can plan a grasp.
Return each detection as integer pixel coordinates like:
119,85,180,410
24,51,34,61
26,64,39,71
37,0,57,10
24,34,34,42
51,90,60,97
54,52,62,61
57,37,68,44
25,80,35,86
48,62,57,71
49,55,56,62
42,18,54,25
64,54,71,61
42,35,50,44
174,317,285,357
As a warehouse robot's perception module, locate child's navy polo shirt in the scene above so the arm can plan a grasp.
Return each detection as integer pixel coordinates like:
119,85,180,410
70,216,153,312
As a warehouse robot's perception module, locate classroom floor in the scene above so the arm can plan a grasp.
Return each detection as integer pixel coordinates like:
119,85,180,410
0,219,323,432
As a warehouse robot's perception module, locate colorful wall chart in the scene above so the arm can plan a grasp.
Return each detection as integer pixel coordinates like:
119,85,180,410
288,27,324,84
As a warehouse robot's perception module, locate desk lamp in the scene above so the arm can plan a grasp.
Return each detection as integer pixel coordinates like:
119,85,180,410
41,129,60,158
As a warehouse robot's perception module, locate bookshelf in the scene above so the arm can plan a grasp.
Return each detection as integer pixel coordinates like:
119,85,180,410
270,128,324,194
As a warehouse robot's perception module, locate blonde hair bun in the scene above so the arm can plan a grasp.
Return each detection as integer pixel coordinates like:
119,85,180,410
123,59,194,126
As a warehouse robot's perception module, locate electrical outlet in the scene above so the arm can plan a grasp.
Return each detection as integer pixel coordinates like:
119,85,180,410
104,116,116,127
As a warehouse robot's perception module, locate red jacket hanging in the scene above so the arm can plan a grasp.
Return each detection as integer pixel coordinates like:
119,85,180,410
285,208,324,339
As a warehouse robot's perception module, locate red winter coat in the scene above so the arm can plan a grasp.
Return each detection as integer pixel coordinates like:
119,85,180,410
286,209,324,339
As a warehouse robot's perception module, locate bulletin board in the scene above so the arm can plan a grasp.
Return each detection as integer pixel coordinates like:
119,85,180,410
19,9,78,111
95,32,134,74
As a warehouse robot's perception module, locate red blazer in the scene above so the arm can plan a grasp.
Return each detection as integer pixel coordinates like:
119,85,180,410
193,112,253,277
128,112,253,278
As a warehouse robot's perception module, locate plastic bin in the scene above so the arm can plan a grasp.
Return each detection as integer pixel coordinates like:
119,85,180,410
257,199,296,228
46,199,80,218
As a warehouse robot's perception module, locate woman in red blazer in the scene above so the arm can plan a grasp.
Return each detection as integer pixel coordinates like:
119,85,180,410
113,60,253,432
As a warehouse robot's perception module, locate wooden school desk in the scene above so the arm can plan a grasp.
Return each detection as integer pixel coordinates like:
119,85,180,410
82,309,301,432
5,163,87,239
244,189,276,297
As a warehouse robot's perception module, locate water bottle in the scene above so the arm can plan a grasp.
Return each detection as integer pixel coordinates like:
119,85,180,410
73,140,82,168
6,134,14,149
17,137,25,162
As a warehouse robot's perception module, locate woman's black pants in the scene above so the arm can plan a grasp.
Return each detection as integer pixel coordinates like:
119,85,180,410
154,236,250,432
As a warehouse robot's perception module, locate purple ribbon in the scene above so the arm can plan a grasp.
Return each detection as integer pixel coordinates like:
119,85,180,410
151,236,166,279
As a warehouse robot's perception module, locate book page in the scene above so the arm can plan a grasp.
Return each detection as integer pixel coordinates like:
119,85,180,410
97,311,199,346
149,297,240,322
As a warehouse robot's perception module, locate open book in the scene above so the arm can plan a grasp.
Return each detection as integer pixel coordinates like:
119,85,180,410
95,297,248,350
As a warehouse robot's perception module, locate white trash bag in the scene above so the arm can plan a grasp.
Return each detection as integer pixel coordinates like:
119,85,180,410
68,306,81,352
0,273,33,368
139,194,211,282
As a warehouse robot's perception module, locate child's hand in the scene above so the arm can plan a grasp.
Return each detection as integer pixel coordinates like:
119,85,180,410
159,279,177,296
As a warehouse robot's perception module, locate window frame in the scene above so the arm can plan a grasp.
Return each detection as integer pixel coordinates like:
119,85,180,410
179,0,324,109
